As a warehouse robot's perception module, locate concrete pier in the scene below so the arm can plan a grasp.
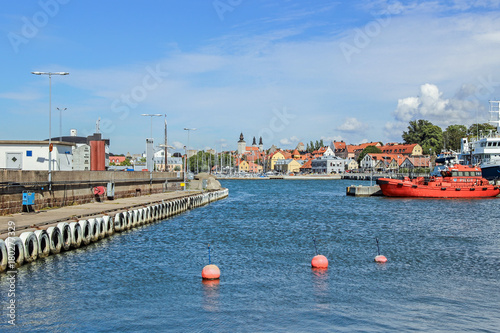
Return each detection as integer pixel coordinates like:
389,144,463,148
346,185,383,196
0,188,229,273
0,190,223,239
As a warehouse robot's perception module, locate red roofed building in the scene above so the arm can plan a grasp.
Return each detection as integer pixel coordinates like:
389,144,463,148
300,159,313,173
331,141,347,158
312,146,334,158
360,153,405,171
379,143,423,156
109,155,127,165
345,142,382,160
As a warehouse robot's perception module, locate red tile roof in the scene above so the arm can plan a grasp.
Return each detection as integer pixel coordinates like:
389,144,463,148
366,153,406,166
300,159,312,169
379,143,418,155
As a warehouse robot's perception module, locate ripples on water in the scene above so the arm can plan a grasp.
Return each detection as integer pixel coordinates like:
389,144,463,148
1,180,500,332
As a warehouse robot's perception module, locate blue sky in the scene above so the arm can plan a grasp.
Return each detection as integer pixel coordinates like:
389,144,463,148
2,0,500,154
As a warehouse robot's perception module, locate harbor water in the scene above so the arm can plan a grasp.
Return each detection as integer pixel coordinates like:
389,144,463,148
1,179,500,332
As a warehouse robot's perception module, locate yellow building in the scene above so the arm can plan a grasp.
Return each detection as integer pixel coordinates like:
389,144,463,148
267,151,285,170
236,160,249,172
274,159,304,174
346,159,358,171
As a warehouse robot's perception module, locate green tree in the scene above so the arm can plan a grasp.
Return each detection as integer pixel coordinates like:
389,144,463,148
309,141,315,153
319,139,324,148
467,123,497,137
357,145,382,163
119,159,131,166
402,119,443,155
443,125,467,151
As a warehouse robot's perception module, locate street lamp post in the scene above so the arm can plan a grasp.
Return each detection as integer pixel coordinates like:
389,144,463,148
164,115,168,172
141,114,161,172
57,107,67,142
141,114,162,139
184,128,196,173
183,146,187,191
31,71,69,190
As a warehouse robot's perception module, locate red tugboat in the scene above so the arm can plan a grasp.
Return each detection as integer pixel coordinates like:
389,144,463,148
376,164,500,198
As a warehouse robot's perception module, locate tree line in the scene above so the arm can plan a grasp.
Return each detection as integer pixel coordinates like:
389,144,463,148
402,120,496,155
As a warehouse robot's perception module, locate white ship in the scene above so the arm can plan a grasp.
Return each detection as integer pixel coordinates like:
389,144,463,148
460,100,500,180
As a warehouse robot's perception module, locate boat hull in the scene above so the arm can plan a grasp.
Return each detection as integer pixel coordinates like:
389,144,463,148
377,178,500,198
480,164,500,181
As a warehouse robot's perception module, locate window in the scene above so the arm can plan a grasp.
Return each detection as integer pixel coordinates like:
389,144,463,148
26,150,32,157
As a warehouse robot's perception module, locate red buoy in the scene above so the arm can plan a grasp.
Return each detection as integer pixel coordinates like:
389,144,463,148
311,254,328,268
202,264,220,280
374,255,387,263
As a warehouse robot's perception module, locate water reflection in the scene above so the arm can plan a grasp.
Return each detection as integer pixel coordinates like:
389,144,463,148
311,267,331,312
202,279,220,312
311,268,329,295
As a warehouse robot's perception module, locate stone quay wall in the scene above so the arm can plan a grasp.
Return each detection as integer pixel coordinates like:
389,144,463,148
0,170,184,216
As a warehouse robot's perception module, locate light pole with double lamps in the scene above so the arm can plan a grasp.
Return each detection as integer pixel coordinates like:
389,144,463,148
31,71,69,190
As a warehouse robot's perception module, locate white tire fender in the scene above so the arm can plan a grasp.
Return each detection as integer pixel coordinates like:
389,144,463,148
34,230,51,257
19,231,38,263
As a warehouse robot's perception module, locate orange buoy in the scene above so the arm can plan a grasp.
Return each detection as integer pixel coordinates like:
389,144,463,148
202,264,220,280
374,238,387,263
311,254,328,268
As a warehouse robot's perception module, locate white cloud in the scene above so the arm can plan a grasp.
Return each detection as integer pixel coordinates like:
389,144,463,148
337,117,366,132
385,83,482,139
171,141,185,150
11,4,500,153
0,91,41,101
321,135,345,143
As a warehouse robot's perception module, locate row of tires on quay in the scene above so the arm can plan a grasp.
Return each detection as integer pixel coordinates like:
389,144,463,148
0,189,229,273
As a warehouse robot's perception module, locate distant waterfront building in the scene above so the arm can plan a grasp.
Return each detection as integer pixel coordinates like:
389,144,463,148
400,156,431,169
300,159,313,173
360,153,405,171
274,159,304,174
311,155,347,174
346,142,382,160
267,151,285,170
237,133,246,155
312,146,335,158
379,143,422,156
238,133,264,154
345,158,359,171
109,155,127,164
331,141,347,158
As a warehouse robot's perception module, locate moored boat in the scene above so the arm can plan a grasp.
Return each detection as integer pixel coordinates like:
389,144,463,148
376,164,500,198
460,100,500,180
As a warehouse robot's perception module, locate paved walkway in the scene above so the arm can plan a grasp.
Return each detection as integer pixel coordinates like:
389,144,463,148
0,190,202,239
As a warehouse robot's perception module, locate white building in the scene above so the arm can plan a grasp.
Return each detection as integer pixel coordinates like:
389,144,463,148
311,155,346,174
0,140,75,170
72,144,91,170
